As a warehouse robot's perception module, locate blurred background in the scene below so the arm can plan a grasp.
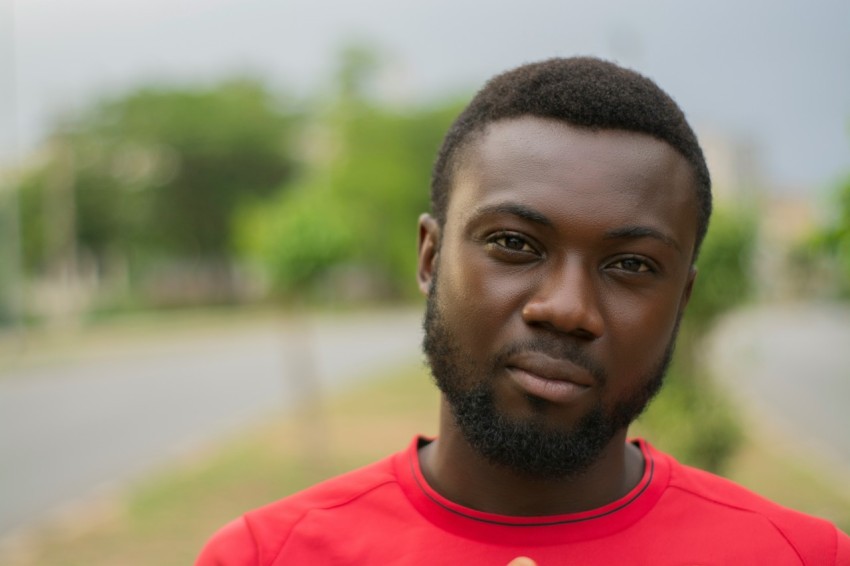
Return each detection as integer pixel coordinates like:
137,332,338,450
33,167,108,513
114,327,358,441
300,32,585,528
1,0,849,563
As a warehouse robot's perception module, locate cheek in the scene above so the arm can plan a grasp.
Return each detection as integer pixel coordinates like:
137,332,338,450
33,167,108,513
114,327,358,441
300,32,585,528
439,247,530,341
602,292,681,371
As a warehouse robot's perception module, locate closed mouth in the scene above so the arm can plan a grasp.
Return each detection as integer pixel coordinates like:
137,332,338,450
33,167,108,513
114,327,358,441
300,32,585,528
505,352,596,388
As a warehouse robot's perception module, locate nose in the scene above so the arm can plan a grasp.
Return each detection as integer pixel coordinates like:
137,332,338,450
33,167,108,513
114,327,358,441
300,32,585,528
521,260,604,340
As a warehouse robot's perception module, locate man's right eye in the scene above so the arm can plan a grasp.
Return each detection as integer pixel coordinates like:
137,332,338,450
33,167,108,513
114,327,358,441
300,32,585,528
488,233,536,254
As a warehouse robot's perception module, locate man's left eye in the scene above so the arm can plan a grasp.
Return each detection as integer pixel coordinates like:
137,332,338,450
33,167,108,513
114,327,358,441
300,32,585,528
611,257,652,273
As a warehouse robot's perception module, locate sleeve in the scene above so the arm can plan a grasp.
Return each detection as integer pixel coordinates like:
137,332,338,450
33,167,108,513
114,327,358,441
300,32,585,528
835,526,850,566
195,517,259,566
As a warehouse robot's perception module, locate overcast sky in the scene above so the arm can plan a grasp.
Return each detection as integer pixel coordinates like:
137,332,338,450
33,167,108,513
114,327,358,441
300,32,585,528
2,0,849,195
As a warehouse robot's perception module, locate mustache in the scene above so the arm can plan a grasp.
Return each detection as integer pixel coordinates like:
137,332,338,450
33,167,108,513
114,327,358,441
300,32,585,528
494,337,608,386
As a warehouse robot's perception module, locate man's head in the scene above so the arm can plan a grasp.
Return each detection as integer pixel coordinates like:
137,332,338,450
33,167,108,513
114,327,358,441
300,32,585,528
417,57,709,480
431,56,711,257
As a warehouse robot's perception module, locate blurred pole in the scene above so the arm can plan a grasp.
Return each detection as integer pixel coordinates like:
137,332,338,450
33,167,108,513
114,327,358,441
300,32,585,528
44,134,77,286
0,0,24,332
283,306,330,475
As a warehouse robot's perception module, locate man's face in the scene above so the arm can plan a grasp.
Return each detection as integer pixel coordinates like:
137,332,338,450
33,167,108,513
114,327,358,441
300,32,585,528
418,117,699,479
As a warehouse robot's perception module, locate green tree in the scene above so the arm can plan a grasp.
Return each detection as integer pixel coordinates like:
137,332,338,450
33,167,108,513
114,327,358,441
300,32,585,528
73,79,296,259
686,206,759,330
15,79,297,307
810,174,850,297
237,46,461,300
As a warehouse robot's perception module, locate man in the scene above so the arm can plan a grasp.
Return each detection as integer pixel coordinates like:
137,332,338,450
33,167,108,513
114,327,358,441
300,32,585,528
197,57,850,565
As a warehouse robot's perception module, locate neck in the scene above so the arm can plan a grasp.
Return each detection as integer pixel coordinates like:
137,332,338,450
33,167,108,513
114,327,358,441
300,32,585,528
419,402,644,516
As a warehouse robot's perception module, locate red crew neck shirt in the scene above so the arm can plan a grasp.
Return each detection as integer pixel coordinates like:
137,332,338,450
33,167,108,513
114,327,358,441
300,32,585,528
197,437,850,565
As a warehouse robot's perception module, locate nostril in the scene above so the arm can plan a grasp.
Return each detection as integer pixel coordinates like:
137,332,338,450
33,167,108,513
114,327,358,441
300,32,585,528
521,295,604,339
572,327,598,341
523,314,599,341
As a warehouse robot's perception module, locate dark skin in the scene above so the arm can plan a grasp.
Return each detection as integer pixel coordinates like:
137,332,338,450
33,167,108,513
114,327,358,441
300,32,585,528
416,117,699,517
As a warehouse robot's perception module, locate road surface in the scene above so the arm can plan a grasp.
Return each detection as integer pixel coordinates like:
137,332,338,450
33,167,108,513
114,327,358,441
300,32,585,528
705,302,850,472
0,309,423,538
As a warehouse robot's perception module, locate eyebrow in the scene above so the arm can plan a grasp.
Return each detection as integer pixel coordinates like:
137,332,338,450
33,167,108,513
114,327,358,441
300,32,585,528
469,202,683,253
469,202,553,227
604,225,682,253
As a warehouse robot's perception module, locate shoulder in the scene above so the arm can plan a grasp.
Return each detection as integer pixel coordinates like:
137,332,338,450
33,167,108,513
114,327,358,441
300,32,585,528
655,447,850,563
195,451,401,566
245,451,400,544
195,516,258,566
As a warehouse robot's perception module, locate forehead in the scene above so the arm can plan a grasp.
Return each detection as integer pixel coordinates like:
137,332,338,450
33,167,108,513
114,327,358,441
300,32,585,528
448,117,699,253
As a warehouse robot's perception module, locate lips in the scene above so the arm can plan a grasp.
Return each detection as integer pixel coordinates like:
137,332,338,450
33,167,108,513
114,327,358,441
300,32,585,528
506,351,596,386
505,352,595,404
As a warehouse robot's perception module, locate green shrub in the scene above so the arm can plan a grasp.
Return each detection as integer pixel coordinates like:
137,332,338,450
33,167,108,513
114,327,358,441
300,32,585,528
685,205,759,331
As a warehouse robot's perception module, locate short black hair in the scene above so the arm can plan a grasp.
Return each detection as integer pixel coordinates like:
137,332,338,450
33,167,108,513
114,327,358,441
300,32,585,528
431,56,712,256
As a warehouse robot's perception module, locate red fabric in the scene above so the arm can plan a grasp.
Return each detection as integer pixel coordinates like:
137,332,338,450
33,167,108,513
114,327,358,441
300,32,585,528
196,437,850,565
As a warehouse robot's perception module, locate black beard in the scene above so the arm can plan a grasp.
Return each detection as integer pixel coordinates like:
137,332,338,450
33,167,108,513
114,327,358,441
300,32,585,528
422,270,677,481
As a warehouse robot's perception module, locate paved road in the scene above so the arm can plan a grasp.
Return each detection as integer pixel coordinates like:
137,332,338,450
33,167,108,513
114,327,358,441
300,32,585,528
705,302,850,471
0,309,423,537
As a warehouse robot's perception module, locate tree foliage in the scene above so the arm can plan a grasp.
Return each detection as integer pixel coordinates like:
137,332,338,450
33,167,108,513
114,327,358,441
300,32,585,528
685,205,759,330
236,49,460,300
14,79,297,304
82,80,295,257
810,174,850,297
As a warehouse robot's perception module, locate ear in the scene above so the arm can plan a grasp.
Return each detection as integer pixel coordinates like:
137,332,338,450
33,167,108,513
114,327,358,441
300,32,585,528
417,213,441,296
